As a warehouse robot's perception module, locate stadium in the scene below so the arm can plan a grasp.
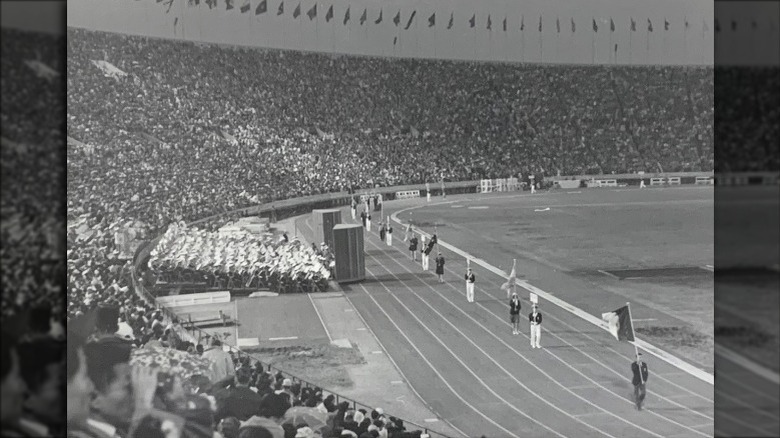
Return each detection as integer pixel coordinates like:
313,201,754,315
0,0,778,436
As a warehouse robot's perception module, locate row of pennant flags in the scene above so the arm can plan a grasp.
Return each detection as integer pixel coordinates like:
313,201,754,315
157,0,773,34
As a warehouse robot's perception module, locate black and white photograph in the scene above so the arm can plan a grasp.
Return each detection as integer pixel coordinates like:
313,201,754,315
0,0,776,436
1,2,66,437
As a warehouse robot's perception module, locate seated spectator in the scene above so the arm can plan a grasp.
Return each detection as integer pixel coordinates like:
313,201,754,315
83,337,136,437
16,338,66,437
66,331,96,437
1,333,28,437
213,367,263,421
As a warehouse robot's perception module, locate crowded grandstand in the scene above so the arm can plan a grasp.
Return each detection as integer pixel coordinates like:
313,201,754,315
5,3,776,436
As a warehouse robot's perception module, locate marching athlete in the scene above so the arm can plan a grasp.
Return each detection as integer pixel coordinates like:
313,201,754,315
631,353,649,410
408,234,419,261
386,223,393,246
465,268,476,303
420,235,429,270
434,252,445,283
509,293,522,335
529,303,542,348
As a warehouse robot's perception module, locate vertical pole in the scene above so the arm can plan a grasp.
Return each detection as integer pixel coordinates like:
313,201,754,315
626,301,643,384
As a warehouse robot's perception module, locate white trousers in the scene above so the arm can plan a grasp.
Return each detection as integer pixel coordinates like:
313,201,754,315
427,192,431,202
422,255,429,270
530,185,536,194
639,180,646,188
367,219,371,232
530,324,541,347
387,233,393,246
466,283,475,302
351,208,356,220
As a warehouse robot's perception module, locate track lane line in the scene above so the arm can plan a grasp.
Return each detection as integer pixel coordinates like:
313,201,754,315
361,267,585,438
364,239,705,438
432,254,716,424
361,215,715,433
363,251,661,438
354,282,525,438
391,203,715,386
369,216,715,411
390,205,715,392
344,287,469,438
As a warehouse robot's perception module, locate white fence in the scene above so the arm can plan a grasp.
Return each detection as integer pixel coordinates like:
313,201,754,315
156,291,231,307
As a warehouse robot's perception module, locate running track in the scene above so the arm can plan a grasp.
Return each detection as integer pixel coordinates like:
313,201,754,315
303,200,718,437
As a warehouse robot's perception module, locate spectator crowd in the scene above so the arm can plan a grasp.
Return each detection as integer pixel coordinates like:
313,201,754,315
1,21,744,438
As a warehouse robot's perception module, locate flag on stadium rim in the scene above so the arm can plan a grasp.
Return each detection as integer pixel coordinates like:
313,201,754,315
255,0,267,14
601,305,635,341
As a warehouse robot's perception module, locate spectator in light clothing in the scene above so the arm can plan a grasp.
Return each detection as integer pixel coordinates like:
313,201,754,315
201,338,235,383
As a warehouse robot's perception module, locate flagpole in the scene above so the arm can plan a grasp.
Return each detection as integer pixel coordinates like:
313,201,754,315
539,26,542,62
591,30,595,64
629,27,632,64
521,27,524,62
626,302,641,365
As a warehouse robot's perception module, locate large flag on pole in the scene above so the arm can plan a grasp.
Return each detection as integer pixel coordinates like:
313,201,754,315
601,305,635,341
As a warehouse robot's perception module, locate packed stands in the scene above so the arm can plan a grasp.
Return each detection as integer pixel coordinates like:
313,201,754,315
1,27,67,438
61,26,723,438
715,67,780,172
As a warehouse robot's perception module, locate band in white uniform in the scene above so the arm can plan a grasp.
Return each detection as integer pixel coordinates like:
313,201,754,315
529,303,542,348
465,268,476,303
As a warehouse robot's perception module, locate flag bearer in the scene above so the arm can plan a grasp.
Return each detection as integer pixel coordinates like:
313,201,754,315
465,268,476,303
631,353,649,410
529,303,542,348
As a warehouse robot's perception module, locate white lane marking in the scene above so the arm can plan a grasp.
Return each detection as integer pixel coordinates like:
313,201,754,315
371,351,383,355
356,283,526,438
344,308,354,312
366,237,716,428
424,419,440,423
383,207,714,404
390,207,715,386
717,344,780,385
356,327,367,331
378,207,714,407
344,287,470,438
632,319,658,322
390,380,404,385
597,270,620,279
268,336,298,341
308,291,333,343
700,265,714,272
574,412,611,418
467,206,489,210
363,266,578,438
451,205,463,208
534,207,551,212
365,246,693,438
